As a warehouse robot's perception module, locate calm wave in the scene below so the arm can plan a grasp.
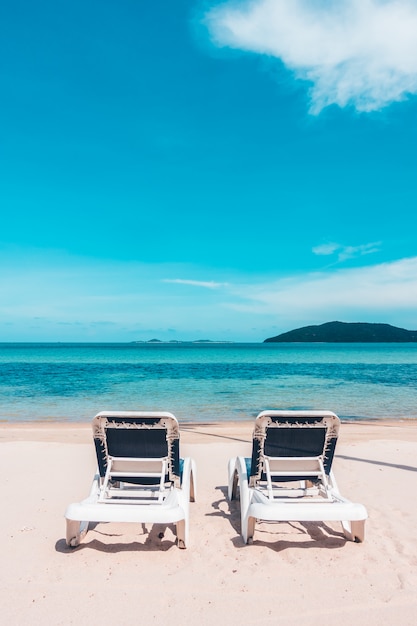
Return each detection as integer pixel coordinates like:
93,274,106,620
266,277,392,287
0,342,416,422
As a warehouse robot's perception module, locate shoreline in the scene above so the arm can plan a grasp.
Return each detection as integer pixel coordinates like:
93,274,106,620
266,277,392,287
2,418,417,444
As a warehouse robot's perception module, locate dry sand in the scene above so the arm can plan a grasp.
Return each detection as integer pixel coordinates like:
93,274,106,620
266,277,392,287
1,420,417,625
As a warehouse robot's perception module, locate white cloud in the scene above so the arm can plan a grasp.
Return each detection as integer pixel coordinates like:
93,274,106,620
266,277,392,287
163,278,228,289
205,0,417,112
337,242,381,261
312,241,381,260
312,243,341,256
227,256,417,323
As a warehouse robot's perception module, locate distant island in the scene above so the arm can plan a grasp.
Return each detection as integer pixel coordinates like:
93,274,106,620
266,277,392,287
264,321,417,343
131,339,235,344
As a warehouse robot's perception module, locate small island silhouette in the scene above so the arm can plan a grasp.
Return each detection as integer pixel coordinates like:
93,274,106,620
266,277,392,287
264,321,417,343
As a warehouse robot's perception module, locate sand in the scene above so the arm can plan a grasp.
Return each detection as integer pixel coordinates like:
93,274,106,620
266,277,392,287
1,420,417,625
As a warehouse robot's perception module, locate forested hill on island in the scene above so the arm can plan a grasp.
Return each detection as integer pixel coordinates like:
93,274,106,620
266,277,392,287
264,321,417,343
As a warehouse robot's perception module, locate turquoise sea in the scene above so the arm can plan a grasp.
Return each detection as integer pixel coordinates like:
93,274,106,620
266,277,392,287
0,342,417,423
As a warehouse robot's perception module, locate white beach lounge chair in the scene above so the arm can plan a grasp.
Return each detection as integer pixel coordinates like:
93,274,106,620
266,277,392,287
65,411,196,549
228,411,367,545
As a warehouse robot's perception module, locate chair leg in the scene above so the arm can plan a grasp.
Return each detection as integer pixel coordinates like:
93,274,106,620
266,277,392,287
342,520,365,543
244,516,256,545
176,519,187,549
189,471,196,503
351,520,365,543
66,519,89,547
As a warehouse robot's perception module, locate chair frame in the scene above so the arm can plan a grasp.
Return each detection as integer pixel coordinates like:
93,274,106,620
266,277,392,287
228,410,367,544
65,411,196,549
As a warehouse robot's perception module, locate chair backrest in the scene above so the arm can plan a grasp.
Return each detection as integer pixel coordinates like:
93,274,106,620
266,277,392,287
248,411,340,487
92,411,181,488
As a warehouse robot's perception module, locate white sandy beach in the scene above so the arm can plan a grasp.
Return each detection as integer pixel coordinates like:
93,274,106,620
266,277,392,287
1,420,417,625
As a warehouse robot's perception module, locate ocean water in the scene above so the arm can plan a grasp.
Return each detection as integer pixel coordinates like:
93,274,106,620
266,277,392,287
0,342,417,423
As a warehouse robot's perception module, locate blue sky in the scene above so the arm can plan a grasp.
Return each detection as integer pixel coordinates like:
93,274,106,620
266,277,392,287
1,0,417,342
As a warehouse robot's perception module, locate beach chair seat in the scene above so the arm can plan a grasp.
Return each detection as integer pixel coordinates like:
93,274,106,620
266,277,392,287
228,411,367,545
65,411,196,549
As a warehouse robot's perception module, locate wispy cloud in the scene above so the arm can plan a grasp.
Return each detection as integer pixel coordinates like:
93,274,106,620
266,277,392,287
312,241,381,261
205,0,417,113
312,243,342,256
1,250,417,340
228,256,417,324
163,278,229,289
